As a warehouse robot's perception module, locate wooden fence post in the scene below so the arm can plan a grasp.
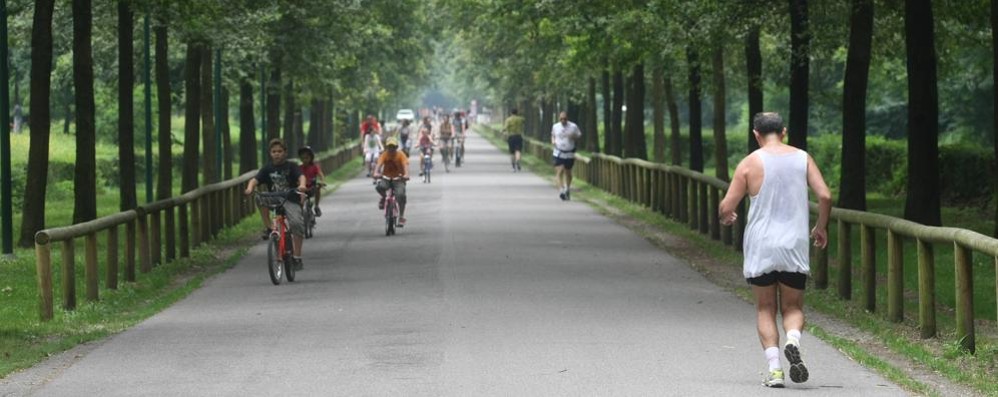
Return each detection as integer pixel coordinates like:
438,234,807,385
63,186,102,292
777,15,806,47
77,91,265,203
709,187,720,240
688,179,698,230
150,210,161,266
125,220,136,282
179,203,190,258
191,197,202,247
954,243,975,353
837,220,852,300
62,240,76,310
106,226,118,289
85,233,98,302
917,239,935,338
887,230,903,321
862,225,876,312
36,242,54,320
138,210,152,274
813,244,828,289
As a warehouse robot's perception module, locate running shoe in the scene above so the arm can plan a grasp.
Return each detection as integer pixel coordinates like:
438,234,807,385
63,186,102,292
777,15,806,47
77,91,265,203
294,258,304,271
397,217,406,227
762,369,785,388
784,338,809,383
559,191,567,201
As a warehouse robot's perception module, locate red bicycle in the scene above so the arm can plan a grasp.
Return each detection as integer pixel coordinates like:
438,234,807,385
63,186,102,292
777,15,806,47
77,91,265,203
379,176,406,236
255,191,303,285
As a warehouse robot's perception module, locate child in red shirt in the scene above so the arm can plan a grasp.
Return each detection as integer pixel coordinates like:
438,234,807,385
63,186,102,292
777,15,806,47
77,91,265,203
298,146,326,216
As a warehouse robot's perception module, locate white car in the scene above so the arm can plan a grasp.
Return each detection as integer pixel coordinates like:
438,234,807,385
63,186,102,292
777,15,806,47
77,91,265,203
395,109,415,122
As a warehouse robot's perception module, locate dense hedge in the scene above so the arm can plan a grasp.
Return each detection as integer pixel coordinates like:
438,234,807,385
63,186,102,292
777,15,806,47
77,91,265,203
657,132,994,206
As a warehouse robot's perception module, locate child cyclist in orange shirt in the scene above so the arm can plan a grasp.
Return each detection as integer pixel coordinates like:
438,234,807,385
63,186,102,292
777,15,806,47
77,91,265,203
373,137,410,226
298,146,326,216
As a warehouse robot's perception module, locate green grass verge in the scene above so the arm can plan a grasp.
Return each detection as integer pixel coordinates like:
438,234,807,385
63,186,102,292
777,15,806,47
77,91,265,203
476,125,996,396
0,155,362,378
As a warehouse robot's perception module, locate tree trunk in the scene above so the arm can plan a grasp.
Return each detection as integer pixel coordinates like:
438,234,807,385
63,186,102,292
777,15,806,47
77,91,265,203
587,77,599,153
72,0,97,224
308,99,319,147
625,62,647,159
266,68,281,141
294,107,304,151
903,0,940,226
712,47,729,181
541,98,554,142
238,77,256,173
283,79,296,152
746,24,763,153
840,0,873,211
611,69,625,157
155,24,174,260
221,88,232,180
19,0,56,247
652,65,665,163
601,67,612,154
789,0,810,151
665,75,682,165
118,1,136,211
688,47,704,172
200,47,217,184
993,0,998,236
181,43,201,193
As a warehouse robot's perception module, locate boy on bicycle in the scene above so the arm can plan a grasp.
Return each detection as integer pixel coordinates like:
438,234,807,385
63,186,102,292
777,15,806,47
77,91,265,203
363,126,384,178
298,146,326,216
417,119,435,177
373,137,410,227
244,138,308,269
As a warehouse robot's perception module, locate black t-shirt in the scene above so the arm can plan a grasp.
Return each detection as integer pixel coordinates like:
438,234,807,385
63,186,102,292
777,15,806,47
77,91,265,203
254,161,302,198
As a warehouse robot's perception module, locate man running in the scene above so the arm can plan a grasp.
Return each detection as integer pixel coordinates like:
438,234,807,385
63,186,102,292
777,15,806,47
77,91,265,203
502,108,525,172
719,112,831,388
550,111,581,201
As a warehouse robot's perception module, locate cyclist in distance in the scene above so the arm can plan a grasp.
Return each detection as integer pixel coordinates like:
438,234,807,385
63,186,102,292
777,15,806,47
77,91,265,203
453,111,468,164
244,138,308,269
359,114,382,140
437,114,454,171
417,117,435,177
399,118,414,156
363,124,384,177
373,137,410,227
298,146,326,216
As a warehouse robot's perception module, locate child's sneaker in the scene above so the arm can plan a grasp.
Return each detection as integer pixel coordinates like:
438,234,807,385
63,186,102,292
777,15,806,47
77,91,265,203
762,369,785,388
784,338,809,383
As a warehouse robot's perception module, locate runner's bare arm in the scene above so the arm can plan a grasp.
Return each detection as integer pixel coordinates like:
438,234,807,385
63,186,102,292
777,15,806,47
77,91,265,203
807,154,832,248
719,157,750,225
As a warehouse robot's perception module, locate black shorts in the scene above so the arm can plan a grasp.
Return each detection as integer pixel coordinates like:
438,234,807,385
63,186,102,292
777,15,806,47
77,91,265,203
746,271,807,290
553,156,575,169
507,135,523,153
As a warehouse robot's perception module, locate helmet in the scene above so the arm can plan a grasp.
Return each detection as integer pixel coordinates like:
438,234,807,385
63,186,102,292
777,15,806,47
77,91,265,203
385,137,399,148
297,146,315,157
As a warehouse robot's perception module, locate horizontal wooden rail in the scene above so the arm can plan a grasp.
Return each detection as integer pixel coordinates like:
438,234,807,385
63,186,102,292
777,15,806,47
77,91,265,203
34,142,362,321
478,123,998,354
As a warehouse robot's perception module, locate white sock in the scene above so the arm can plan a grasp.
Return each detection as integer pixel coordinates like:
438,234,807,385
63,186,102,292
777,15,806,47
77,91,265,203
787,329,802,343
765,346,781,370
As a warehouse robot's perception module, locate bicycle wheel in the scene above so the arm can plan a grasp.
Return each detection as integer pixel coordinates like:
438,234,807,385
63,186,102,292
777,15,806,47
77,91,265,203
267,235,283,285
285,251,296,282
304,201,314,239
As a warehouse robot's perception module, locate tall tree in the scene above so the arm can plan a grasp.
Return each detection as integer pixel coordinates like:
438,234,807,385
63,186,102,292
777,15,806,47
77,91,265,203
266,68,281,141
652,64,665,163
72,0,97,224
221,88,232,180
154,24,174,260
745,24,763,153
665,75,682,165
601,66,612,154
118,1,136,212
688,47,704,172
610,69,624,156
18,0,56,247
788,0,810,150
587,76,599,152
624,62,647,159
712,47,729,181
200,48,217,184
238,77,257,173
902,0,940,226
181,43,201,193
283,79,296,152
993,0,998,236
839,0,874,211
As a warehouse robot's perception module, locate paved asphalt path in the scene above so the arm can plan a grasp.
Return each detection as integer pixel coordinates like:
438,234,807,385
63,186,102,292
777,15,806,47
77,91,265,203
4,130,906,396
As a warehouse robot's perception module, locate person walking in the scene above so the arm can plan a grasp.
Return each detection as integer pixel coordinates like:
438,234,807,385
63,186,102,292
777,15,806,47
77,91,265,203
718,112,831,388
550,111,581,200
502,108,525,171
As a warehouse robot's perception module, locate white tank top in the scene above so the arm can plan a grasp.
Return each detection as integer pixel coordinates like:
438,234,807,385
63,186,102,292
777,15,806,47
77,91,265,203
742,149,811,278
